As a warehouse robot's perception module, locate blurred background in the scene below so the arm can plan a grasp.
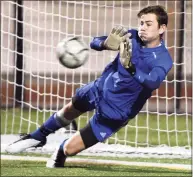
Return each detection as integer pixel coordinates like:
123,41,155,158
1,0,192,114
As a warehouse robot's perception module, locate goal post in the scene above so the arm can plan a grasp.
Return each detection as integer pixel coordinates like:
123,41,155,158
1,1,192,159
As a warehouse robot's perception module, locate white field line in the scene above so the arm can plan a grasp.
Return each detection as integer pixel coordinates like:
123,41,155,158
1,155,191,171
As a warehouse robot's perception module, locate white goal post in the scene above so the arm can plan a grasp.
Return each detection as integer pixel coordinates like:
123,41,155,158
1,1,192,159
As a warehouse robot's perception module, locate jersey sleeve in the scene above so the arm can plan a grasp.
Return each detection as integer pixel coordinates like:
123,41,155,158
90,36,108,51
133,55,173,90
90,29,137,51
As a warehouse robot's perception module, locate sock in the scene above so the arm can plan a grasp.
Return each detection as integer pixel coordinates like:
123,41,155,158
59,139,68,153
30,113,63,141
57,139,68,166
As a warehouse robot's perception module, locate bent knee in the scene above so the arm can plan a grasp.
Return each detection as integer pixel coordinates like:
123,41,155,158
63,101,82,120
63,146,76,156
63,132,86,156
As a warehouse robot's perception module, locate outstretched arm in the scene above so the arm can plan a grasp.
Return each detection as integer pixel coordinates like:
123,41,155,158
90,26,128,51
90,36,108,51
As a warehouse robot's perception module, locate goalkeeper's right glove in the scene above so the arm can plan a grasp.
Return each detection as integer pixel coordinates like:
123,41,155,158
119,33,136,76
102,26,128,51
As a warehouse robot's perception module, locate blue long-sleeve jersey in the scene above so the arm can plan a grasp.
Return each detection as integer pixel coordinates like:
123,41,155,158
90,29,173,120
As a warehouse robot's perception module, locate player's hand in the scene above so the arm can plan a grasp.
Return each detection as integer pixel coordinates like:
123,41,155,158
119,33,132,68
103,26,128,51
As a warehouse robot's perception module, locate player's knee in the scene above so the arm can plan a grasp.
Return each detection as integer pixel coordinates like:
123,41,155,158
63,101,83,119
63,143,79,156
63,132,86,156
63,147,74,156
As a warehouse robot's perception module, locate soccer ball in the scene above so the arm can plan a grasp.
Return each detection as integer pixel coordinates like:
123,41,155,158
56,37,89,69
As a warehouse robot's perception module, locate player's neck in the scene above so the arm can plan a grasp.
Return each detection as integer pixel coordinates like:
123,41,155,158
144,39,161,48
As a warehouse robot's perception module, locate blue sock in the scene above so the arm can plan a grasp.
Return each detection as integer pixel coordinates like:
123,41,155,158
30,113,62,141
59,139,68,153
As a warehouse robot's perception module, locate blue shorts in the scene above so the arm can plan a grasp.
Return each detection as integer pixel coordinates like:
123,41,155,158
73,81,99,112
89,114,128,142
73,81,129,142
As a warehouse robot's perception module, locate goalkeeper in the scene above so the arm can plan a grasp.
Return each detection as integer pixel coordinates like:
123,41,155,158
6,5,173,168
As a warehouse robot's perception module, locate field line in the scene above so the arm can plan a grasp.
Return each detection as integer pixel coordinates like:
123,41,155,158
1,154,191,171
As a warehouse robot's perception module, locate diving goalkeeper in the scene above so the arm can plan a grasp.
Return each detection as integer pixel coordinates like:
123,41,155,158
6,5,173,168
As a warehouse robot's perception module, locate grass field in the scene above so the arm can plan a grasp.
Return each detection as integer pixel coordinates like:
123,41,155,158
1,108,192,176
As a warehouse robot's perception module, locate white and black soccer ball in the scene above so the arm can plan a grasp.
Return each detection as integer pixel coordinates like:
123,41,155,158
56,37,89,69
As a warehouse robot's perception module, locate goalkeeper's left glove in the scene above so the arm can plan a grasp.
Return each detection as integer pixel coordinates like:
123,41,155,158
119,34,136,75
102,26,128,51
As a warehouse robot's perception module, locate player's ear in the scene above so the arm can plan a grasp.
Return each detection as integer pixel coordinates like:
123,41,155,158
159,24,167,35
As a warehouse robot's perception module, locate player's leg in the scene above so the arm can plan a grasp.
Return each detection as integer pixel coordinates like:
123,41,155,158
46,114,129,168
46,121,99,168
5,81,96,153
5,101,83,153
30,101,82,141
46,81,99,167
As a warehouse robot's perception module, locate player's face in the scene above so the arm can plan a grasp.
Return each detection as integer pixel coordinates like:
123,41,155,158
138,13,166,47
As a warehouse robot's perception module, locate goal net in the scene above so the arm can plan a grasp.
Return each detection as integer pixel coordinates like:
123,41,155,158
1,1,192,159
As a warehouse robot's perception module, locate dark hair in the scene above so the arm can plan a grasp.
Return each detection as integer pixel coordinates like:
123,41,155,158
137,5,168,27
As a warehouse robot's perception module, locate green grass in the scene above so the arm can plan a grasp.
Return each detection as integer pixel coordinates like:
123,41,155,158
1,152,191,165
1,160,191,176
1,108,192,147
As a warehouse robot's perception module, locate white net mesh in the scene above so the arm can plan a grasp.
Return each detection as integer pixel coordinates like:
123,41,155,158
1,1,192,158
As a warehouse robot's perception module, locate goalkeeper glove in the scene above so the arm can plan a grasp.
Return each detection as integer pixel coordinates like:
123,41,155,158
103,26,128,51
119,33,136,75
